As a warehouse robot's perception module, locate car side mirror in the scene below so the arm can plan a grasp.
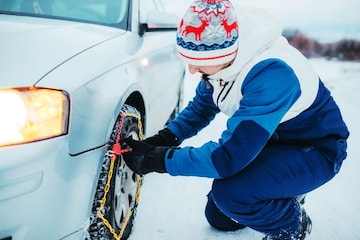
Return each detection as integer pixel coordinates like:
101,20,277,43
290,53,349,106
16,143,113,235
140,11,179,34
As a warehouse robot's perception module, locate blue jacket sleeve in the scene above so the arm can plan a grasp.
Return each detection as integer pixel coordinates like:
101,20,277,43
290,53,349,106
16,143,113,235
165,60,301,178
167,80,220,144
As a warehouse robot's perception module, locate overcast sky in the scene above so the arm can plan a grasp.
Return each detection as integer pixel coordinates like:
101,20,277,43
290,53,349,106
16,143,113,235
162,0,360,42
239,0,359,26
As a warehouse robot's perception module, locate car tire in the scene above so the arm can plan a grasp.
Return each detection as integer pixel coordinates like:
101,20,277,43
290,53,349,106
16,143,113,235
87,104,143,240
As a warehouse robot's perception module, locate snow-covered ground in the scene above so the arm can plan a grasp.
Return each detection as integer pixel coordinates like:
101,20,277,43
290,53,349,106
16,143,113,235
129,59,360,240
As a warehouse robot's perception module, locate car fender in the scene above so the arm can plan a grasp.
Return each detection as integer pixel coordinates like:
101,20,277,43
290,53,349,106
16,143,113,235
34,33,147,155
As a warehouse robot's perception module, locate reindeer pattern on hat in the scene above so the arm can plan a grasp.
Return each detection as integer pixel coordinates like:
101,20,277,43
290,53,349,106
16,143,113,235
177,0,238,51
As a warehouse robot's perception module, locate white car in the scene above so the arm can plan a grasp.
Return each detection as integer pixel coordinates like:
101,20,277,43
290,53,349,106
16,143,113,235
0,0,185,239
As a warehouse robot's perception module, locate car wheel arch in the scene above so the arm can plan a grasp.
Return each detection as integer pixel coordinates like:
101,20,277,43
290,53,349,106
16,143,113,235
124,91,146,134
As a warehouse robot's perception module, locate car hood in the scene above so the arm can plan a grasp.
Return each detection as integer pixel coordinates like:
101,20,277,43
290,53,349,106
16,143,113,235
0,14,125,88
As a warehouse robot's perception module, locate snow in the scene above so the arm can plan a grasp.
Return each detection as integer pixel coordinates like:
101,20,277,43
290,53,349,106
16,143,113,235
129,59,360,240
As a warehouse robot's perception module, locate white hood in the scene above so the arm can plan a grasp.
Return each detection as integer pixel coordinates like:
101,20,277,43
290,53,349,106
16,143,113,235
209,5,283,82
235,6,282,69
0,15,125,88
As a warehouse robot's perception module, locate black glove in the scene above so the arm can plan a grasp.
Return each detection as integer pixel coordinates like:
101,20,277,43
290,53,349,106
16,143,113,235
144,128,179,147
122,137,168,175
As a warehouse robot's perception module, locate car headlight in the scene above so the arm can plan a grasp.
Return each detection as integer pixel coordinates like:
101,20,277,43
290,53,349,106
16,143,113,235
0,87,70,147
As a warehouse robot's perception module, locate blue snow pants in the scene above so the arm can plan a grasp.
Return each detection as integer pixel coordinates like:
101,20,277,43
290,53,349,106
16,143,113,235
205,140,347,238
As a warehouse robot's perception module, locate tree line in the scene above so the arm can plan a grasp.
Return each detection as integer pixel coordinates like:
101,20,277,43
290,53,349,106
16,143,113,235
283,29,360,61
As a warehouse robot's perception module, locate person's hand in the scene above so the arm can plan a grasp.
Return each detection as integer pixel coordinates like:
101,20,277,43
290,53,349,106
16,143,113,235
122,137,168,175
143,128,179,146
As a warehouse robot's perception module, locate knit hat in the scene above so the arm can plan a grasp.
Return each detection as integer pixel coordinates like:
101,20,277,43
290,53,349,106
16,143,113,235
176,0,239,66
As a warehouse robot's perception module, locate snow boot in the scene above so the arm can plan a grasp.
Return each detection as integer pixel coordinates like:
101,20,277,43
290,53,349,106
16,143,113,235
262,208,312,240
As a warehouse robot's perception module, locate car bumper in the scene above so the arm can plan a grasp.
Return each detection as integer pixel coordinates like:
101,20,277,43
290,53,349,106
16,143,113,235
0,137,106,240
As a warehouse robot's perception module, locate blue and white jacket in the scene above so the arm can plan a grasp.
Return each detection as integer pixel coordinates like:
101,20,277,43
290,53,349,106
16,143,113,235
165,7,349,179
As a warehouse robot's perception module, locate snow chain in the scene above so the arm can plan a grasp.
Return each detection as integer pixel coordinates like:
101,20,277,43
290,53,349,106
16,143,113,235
97,112,143,240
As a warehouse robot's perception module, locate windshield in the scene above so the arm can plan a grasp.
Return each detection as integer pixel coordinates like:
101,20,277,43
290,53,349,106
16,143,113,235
0,0,129,28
